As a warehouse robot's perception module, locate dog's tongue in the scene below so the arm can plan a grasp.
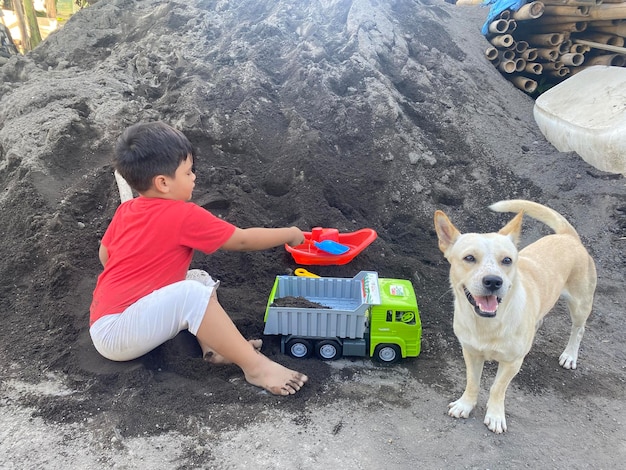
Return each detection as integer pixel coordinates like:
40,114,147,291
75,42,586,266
475,295,499,313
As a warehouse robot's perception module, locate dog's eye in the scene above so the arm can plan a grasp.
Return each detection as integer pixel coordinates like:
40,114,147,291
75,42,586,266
463,255,476,263
502,257,512,265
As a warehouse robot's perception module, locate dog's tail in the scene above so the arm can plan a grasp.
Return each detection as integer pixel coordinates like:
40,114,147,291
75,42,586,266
489,199,580,239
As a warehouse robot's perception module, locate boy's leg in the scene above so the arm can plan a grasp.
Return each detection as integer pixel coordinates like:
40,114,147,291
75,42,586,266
194,294,308,396
185,270,264,363
203,339,262,364
90,280,214,361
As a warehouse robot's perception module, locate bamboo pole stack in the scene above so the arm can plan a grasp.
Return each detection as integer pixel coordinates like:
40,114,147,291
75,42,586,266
481,0,626,94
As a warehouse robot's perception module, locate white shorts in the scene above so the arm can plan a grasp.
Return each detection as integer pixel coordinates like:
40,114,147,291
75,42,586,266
90,271,218,361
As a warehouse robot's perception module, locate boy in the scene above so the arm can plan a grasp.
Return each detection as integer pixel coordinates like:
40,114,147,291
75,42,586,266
90,121,308,396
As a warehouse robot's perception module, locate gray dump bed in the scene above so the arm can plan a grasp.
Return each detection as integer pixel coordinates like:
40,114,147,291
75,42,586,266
263,271,380,339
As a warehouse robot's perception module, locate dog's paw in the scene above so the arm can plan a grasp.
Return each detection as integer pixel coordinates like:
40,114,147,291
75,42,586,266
559,351,578,370
448,399,474,419
484,412,507,434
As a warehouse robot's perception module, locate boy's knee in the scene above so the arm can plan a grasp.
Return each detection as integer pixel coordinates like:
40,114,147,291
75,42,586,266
186,269,219,288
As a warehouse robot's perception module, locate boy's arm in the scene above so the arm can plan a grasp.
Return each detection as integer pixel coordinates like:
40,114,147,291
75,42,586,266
220,226,304,252
99,243,109,267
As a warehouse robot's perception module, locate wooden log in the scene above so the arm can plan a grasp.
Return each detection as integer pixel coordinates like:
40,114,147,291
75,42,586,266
498,49,516,61
526,32,567,47
542,0,599,5
588,20,626,28
560,52,585,65
583,32,625,47
589,23,626,36
521,48,539,61
510,76,538,93
485,46,499,62
534,15,592,24
542,61,565,70
525,62,544,74
514,40,530,53
498,60,517,73
568,65,593,75
489,34,514,48
543,5,590,16
570,43,590,53
488,19,510,35
535,47,560,60
512,1,546,21
560,40,573,54
522,21,587,33
583,53,626,65
584,4,626,21
574,38,626,53
545,67,570,77
536,4,626,21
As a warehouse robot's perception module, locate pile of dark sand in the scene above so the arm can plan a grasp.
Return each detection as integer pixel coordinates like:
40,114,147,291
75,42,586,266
0,1,624,465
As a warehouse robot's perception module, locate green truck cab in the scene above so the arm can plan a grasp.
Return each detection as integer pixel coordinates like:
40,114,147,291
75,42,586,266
263,271,421,364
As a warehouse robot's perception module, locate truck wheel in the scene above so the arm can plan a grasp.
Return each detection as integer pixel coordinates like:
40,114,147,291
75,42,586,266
374,344,401,364
286,339,312,359
315,340,341,360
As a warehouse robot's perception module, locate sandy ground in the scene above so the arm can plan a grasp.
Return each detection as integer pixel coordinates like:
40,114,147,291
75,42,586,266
0,1,625,468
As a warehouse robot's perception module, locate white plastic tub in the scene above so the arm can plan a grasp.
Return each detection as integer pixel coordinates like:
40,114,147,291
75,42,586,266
533,66,626,175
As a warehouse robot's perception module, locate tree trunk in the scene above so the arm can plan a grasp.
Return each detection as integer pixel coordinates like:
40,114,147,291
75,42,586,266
44,0,57,18
20,0,42,48
13,0,30,51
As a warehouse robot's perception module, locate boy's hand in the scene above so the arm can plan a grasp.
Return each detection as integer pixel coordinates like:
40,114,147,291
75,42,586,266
286,227,305,247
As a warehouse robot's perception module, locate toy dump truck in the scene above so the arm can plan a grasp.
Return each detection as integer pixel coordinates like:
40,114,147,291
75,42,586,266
263,271,421,363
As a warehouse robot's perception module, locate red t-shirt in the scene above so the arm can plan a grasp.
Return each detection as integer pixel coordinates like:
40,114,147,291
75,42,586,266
90,197,236,325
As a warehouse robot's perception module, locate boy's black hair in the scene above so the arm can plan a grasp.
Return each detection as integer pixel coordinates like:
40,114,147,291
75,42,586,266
114,121,194,192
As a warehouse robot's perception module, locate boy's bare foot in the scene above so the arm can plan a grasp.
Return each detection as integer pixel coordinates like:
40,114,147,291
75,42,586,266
203,339,262,364
243,353,308,396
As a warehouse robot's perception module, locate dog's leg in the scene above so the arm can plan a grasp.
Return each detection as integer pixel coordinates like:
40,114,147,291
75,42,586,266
449,348,483,419
484,358,523,433
559,293,593,369
559,323,584,369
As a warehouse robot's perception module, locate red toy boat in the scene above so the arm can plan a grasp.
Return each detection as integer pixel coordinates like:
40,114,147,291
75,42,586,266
285,227,377,265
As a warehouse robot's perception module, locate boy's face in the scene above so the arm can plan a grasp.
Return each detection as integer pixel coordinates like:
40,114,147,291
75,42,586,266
164,154,196,201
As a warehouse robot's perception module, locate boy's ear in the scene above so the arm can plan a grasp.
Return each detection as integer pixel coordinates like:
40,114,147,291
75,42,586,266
152,175,170,194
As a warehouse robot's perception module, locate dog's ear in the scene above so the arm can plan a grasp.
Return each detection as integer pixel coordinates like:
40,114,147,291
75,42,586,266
434,210,461,253
498,211,524,246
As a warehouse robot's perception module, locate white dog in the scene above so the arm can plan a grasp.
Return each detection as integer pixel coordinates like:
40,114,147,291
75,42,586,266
434,200,597,433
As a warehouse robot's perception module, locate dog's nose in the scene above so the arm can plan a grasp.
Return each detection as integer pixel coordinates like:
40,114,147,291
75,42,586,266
483,275,503,292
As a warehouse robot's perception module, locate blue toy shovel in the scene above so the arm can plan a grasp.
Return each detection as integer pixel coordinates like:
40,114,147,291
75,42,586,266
306,239,350,255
